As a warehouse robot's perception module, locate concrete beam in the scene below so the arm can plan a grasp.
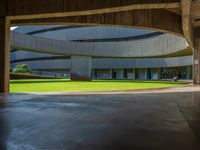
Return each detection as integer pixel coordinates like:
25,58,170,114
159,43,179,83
71,55,92,81
181,0,194,47
194,20,200,28
12,10,183,36
0,0,180,20
0,17,10,94
191,0,200,20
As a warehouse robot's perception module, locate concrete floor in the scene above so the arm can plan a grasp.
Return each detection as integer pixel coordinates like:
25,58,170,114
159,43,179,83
0,88,200,150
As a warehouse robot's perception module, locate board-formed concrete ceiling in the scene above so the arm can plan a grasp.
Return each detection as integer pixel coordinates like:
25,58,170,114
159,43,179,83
1,0,198,48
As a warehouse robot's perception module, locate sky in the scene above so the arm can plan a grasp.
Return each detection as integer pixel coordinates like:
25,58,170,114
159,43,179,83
10,26,17,30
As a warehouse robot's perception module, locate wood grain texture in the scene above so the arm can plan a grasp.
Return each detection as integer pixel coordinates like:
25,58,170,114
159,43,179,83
0,17,10,94
0,0,180,19
12,10,183,36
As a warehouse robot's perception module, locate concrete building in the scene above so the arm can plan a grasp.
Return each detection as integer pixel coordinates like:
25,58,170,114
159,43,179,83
11,26,193,80
1,0,200,93
1,2,200,150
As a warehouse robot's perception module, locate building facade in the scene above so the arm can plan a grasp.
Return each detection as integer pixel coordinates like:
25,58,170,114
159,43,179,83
11,26,193,80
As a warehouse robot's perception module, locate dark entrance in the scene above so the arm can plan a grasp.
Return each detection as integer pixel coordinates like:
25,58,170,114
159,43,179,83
112,71,116,79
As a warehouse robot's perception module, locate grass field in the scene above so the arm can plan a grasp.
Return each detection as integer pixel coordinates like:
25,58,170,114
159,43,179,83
10,79,189,93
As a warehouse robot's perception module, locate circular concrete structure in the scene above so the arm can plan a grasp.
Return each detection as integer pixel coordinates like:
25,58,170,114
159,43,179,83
11,25,193,80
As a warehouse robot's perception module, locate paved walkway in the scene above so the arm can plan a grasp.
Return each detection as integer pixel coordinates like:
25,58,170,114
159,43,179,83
0,86,200,150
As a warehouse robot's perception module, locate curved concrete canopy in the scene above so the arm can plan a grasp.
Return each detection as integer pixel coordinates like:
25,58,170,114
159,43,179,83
11,31,189,58
14,26,155,41
10,51,61,61
10,47,193,63
11,56,192,70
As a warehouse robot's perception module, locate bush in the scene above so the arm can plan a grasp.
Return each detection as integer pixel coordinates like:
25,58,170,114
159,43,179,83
12,64,32,74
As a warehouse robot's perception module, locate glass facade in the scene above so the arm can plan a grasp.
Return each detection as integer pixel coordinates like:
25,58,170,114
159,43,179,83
161,66,192,80
92,66,192,80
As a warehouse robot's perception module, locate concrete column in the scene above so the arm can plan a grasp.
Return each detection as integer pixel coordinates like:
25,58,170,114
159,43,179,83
0,17,10,94
71,55,92,81
133,69,136,79
186,66,192,80
110,69,112,79
158,68,162,80
193,29,200,84
92,69,95,79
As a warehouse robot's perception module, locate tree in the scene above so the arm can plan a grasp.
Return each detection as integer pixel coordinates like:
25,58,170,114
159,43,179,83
12,64,32,74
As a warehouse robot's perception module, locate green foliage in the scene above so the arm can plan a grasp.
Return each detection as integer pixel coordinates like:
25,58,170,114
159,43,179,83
12,64,32,74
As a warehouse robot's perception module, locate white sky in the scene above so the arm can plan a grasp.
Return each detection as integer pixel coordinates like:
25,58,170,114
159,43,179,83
10,26,18,30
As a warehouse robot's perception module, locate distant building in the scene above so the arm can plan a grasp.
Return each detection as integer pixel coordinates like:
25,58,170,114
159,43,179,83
11,26,192,80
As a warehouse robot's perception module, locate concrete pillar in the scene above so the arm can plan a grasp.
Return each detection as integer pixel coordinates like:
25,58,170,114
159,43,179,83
186,66,192,80
110,69,112,79
158,68,162,80
92,69,95,79
71,55,92,81
0,17,10,94
193,29,200,84
133,69,136,79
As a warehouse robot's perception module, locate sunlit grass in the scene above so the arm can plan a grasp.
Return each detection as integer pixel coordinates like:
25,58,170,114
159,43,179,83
10,79,189,93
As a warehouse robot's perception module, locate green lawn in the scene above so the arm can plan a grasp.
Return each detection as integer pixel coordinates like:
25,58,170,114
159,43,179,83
10,79,189,93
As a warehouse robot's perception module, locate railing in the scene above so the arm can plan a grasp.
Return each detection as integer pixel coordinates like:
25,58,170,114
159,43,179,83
31,70,70,78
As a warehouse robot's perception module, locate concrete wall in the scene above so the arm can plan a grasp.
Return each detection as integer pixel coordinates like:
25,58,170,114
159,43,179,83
71,55,92,80
11,31,189,58
11,59,71,70
11,50,61,61
11,56,193,70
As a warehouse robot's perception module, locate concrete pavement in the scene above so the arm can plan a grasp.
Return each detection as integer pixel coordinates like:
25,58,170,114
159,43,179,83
0,88,200,150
